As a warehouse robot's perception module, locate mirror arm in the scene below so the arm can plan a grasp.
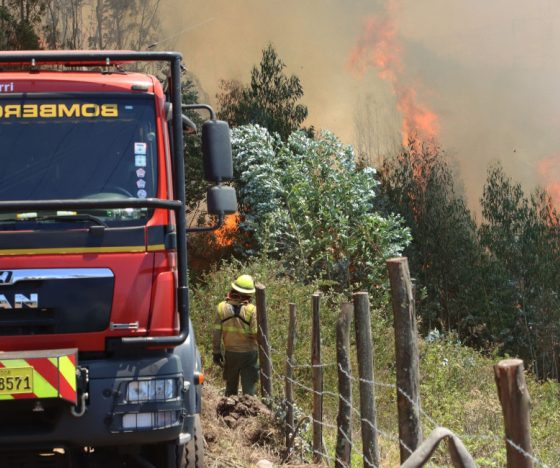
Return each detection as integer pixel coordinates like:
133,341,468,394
182,114,197,134
182,103,216,120
186,213,225,233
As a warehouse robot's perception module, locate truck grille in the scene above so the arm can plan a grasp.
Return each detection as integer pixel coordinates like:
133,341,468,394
0,310,56,335
0,268,114,336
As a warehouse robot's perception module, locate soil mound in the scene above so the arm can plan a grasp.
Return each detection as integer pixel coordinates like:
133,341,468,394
216,394,272,429
202,378,325,467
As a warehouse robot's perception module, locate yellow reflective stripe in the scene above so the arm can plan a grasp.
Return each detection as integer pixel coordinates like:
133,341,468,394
0,395,14,400
30,367,58,398
0,246,145,256
218,302,228,319
1,359,29,368
1,359,57,398
56,356,76,392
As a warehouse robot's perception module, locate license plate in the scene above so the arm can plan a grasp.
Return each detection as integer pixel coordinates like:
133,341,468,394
0,367,33,394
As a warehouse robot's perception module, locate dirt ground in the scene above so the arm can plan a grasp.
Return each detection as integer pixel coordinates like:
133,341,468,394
201,378,324,468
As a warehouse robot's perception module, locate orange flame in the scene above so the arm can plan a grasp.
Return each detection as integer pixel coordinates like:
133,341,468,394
347,13,401,82
538,156,560,208
213,214,239,247
397,88,439,147
347,0,439,150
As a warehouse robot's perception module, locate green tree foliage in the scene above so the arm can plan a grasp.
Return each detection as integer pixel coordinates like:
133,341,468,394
380,142,486,338
217,44,308,140
479,163,560,378
382,149,560,379
1,0,161,51
230,124,410,295
0,0,44,50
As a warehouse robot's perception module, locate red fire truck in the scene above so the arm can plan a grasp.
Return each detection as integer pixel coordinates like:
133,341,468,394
0,51,236,467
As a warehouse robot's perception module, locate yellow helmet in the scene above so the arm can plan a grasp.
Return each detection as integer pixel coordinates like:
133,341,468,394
231,274,256,294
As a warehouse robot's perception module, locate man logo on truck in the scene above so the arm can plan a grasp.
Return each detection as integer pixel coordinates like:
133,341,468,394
0,293,38,309
0,271,13,285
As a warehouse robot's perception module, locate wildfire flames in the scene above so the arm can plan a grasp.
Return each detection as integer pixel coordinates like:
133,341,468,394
538,156,560,208
347,0,439,150
213,214,239,247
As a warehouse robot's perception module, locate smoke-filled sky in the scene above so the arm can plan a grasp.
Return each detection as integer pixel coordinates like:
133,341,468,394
162,0,560,209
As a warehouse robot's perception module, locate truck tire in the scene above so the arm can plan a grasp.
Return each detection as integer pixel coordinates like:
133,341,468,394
185,414,204,468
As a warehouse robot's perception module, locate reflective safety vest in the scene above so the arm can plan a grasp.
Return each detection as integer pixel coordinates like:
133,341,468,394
212,301,258,353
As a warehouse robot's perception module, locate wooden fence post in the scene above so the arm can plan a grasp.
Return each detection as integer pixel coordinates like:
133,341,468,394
494,359,534,468
311,292,325,463
335,302,353,468
353,291,380,468
387,257,422,462
256,283,272,401
285,303,297,448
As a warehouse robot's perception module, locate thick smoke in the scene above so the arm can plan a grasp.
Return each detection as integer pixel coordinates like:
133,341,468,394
162,0,560,208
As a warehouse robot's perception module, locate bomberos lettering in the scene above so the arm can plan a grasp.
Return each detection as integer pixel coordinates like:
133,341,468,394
0,103,119,119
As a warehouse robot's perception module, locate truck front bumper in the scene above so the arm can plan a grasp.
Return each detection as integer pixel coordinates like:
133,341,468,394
0,351,194,447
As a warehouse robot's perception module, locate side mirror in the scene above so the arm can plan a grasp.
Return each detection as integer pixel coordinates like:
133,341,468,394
207,186,237,215
202,120,233,182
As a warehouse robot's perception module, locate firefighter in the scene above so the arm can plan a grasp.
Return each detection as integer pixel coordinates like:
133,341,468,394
212,274,259,396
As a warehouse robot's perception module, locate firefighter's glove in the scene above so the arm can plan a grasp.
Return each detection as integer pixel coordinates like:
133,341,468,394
213,353,224,366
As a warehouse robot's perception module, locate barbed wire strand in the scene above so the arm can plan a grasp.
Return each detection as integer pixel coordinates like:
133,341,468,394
257,323,550,467
262,334,448,463
506,439,549,468
281,364,412,460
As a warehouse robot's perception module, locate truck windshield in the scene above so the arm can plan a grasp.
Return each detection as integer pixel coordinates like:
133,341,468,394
0,94,158,225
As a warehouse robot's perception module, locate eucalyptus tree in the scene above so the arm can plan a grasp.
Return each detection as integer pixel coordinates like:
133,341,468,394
218,44,308,141
480,163,560,378
380,141,487,338
230,124,410,296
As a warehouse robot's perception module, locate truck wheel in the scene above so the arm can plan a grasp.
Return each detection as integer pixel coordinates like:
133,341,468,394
185,414,204,468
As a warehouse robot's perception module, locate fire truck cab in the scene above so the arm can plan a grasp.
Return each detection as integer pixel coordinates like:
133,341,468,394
0,51,236,467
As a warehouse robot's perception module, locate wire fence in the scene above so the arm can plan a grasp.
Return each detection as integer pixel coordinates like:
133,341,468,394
253,257,549,468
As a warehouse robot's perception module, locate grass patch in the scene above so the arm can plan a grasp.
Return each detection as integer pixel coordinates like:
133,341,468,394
190,258,560,466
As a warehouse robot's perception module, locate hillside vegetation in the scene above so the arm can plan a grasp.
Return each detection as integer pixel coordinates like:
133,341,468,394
190,259,560,466
189,46,560,466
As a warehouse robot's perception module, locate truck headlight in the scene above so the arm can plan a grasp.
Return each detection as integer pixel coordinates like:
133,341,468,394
122,410,179,430
126,378,177,402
